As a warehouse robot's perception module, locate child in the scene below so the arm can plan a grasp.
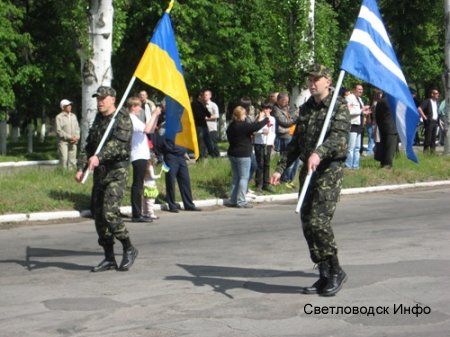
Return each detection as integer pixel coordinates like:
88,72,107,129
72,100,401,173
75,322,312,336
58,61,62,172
143,155,161,220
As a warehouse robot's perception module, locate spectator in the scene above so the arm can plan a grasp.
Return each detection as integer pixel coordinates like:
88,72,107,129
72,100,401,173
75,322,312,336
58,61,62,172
375,94,398,168
138,90,157,122
273,93,298,187
226,106,269,208
192,91,213,159
128,96,161,223
142,155,161,220
345,84,370,169
56,99,80,169
418,88,440,154
253,103,276,193
153,135,201,213
204,89,220,157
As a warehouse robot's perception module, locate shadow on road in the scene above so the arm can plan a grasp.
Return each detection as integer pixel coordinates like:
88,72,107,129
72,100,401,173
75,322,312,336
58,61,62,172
166,264,317,298
0,246,102,271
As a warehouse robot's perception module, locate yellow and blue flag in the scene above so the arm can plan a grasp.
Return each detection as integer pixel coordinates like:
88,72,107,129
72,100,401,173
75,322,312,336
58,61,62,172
134,8,199,159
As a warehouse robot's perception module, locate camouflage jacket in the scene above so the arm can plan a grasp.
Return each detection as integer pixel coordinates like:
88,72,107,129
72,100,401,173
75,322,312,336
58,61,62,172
77,109,132,171
276,93,350,173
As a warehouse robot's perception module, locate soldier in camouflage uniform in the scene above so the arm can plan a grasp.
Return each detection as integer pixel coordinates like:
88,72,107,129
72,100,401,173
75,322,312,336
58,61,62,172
75,86,138,272
271,64,350,296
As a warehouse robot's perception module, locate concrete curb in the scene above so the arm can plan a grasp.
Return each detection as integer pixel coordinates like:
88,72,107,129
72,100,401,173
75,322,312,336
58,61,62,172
2,179,450,224
0,160,58,168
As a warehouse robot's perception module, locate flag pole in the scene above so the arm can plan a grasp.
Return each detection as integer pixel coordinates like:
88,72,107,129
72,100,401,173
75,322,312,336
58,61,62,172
166,0,174,13
81,1,178,184
81,76,137,184
295,70,346,213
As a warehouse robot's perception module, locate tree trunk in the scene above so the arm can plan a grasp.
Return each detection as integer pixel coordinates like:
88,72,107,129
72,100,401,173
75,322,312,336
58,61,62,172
0,121,7,155
79,0,114,147
444,0,450,154
290,0,314,111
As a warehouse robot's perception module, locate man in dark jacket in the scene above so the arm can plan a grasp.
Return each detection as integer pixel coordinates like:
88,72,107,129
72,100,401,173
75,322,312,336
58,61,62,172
418,89,440,154
375,95,398,168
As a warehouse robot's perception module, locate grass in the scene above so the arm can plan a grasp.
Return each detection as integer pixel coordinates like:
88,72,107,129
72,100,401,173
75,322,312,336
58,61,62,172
1,135,450,215
0,136,58,162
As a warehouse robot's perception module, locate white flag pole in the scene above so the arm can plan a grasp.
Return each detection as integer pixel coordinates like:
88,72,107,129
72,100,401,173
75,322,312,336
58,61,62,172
81,76,137,184
295,70,347,213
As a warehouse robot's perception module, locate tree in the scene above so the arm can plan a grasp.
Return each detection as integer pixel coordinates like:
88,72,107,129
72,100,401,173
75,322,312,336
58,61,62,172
0,1,35,154
379,0,444,96
444,0,450,154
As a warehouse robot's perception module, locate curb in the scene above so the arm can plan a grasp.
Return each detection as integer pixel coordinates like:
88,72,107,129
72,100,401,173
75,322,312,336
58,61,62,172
0,160,58,168
2,180,450,224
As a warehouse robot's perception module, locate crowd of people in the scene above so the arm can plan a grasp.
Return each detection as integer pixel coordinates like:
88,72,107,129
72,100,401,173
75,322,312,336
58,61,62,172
63,63,447,298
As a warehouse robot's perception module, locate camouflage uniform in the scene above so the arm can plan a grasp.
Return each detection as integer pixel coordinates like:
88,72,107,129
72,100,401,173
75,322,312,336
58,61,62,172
77,108,132,248
276,93,350,263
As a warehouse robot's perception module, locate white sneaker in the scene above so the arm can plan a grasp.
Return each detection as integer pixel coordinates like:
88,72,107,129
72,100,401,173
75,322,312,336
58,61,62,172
246,192,257,199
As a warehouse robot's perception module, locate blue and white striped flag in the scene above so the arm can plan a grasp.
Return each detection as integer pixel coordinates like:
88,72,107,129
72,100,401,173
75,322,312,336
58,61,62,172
341,0,419,162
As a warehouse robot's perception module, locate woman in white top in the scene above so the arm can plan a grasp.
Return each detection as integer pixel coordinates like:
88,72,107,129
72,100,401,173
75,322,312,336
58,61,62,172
128,96,161,222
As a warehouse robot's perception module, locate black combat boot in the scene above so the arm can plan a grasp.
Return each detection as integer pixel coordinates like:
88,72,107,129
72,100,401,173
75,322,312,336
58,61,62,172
320,255,347,296
118,238,138,271
91,244,117,272
303,260,329,294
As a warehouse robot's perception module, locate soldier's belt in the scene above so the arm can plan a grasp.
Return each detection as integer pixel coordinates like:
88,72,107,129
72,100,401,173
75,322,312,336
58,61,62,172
101,161,130,170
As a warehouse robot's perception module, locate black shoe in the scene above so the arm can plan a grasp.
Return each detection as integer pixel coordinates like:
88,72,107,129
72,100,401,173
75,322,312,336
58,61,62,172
302,261,329,294
118,246,138,271
320,270,347,296
320,256,347,296
185,207,202,211
91,259,117,272
131,216,153,223
168,208,179,213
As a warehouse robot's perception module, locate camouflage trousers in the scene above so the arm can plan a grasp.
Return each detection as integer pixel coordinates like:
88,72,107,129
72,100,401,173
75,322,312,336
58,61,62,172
92,166,129,247
299,161,344,263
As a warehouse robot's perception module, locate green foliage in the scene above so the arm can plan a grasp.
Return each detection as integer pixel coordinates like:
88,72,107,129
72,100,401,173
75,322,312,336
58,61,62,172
0,1,28,110
376,0,444,96
0,0,446,129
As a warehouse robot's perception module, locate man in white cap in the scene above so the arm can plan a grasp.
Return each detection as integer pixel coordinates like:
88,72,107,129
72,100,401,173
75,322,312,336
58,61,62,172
56,99,80,169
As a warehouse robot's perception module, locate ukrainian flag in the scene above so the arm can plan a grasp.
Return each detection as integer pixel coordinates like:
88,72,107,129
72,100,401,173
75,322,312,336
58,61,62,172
134,7,199,159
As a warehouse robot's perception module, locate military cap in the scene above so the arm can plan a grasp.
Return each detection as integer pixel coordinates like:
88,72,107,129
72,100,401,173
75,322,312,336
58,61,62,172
92,86,117,98
307,64,332,79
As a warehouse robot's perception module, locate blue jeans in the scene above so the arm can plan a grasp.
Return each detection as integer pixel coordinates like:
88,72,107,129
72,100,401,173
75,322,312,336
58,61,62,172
281,158,301,183
345,132,361,169
229,156,251,206
366,124,375,155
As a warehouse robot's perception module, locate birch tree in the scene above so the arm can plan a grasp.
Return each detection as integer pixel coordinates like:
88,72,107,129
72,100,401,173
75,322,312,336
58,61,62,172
79,0,114,146
444,0,450,154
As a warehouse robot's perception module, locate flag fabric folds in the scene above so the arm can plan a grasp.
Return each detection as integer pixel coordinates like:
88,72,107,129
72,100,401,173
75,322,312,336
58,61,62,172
134,12,199,159
341,0,419,162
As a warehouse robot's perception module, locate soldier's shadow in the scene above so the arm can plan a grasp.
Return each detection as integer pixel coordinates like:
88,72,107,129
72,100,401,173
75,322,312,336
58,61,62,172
0,246,100,271
165,264,316,298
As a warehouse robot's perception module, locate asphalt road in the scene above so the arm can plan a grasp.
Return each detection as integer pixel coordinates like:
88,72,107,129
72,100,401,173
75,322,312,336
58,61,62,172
1,186,449,337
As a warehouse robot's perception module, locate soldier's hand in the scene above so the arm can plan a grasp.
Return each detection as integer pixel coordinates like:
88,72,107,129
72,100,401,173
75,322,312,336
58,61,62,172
270,172,281,185
307,153,321,173
88,155,100,171
75,170,83,183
